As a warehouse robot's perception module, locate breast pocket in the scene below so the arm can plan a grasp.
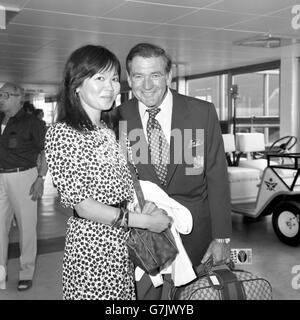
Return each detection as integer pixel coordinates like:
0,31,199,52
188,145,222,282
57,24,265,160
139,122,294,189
184,129,204,176
8,132,18,149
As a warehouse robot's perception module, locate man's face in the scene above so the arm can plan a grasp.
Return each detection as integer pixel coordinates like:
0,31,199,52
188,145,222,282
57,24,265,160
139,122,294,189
127,56,172,108
0,85,22,115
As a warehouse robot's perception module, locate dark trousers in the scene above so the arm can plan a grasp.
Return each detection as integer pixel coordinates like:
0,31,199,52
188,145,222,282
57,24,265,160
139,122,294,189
136,273,172,300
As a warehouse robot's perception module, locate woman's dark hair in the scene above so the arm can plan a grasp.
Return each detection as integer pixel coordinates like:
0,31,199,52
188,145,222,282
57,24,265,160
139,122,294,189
56,45,121,131
126,43,172,75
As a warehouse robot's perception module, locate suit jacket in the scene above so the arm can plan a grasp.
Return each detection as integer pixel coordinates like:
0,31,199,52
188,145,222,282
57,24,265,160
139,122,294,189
114,90,232,266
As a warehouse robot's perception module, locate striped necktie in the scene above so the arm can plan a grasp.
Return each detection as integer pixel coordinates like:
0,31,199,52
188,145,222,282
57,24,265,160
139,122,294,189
146,107,169,186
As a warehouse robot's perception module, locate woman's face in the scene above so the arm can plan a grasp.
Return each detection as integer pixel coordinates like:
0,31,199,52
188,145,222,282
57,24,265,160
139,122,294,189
76,67,120,117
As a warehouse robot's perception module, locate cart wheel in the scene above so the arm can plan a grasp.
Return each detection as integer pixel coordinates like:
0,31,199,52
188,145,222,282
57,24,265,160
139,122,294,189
272,202,300,246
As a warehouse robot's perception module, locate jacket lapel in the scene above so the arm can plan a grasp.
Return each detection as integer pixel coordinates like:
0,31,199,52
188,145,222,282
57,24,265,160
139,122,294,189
123,92,192,188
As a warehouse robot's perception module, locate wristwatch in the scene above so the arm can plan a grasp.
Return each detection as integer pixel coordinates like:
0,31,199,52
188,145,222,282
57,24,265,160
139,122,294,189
215,238,231,244
37,175,46,180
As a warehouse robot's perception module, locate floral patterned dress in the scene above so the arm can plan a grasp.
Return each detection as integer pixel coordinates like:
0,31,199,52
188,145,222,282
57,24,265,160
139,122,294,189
45,122,135,300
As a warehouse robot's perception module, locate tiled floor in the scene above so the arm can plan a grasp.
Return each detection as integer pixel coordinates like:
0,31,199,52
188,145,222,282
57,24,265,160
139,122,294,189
0,173,299,300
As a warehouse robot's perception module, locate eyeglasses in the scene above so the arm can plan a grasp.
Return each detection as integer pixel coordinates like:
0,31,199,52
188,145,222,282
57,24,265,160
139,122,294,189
0,92,21,100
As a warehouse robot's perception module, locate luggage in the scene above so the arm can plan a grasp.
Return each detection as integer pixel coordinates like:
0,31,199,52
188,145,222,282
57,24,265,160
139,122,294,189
169,258,272,300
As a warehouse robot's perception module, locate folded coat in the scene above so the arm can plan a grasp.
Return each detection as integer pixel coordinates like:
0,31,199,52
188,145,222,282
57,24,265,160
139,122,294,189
130,180,197,287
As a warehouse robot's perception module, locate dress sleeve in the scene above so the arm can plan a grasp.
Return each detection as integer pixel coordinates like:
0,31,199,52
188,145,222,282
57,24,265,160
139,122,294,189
45,124,94,208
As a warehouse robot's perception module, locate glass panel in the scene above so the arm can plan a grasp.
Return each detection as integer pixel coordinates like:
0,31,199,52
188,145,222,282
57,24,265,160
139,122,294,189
233,69,279,117
268,72,280,116
187,75,228,120
268,127,280,144
233,73,264,117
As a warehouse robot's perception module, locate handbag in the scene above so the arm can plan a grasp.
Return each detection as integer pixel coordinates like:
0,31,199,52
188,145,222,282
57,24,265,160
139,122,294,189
169,257,272,300
126,161,178,276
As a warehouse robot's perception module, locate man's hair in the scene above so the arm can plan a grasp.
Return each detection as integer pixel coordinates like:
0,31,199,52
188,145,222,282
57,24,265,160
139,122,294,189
2,82,24,96
56,44,121,132
126,43,172,74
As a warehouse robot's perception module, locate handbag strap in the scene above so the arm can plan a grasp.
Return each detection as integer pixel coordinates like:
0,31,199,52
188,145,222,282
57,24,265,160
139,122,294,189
196,256,236,277
127,161,146,209
118,122,146,210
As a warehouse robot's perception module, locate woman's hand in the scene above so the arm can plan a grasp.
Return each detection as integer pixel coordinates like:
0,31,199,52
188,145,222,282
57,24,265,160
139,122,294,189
144,204,173,233
141,201,158,215
129,201,172,232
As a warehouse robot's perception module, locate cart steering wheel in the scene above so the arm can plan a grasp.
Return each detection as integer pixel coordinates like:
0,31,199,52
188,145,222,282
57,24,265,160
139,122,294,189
268,135,297,154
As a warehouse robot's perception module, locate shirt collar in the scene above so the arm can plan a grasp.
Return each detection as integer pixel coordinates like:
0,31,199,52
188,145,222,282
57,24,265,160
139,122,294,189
0,108,25,124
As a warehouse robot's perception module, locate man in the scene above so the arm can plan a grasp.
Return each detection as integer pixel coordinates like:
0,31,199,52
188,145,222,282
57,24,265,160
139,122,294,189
0,82,47,291
115,43,232,299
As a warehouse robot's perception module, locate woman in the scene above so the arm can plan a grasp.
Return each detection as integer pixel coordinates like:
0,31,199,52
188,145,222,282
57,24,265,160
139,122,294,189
45,45,171,300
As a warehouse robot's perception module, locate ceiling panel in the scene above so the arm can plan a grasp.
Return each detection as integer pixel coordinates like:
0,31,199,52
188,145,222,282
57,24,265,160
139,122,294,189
0,32,54,47
208,0,300,15
127,0,220,8
104,1,197,23
194,29,263,42
0,0,299,86
13,9,157,35
24,0,126,16
269,6,298,18
229,16,300,37
168,9,256,28
0,42,40,53
143,24,213,39
0,49,40,59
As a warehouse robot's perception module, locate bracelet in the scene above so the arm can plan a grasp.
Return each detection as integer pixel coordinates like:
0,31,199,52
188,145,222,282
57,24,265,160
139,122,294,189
111,207,129,230
120,208,129,232
111,208,122,227
121,209,129,231
215,238,230,244
37,175,46,180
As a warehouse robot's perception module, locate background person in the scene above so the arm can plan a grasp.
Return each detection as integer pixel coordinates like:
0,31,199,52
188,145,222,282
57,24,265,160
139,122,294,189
34,108,45,122
23,101,35,115
0,82,47,291
45,44,172,300
114,43,232,300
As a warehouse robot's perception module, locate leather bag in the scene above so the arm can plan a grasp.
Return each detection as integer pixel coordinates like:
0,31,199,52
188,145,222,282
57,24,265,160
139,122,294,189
126,161,178,276
169,257,272,300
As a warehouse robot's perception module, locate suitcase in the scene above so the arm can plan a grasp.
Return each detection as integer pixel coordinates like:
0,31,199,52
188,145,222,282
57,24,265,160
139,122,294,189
169,259,272,300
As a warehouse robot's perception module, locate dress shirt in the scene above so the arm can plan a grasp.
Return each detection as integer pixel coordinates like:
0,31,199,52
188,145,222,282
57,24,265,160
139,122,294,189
138,88,173,144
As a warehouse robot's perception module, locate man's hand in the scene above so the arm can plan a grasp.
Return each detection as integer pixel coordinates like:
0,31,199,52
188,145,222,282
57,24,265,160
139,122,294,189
201,239,231,266
29,178,44,201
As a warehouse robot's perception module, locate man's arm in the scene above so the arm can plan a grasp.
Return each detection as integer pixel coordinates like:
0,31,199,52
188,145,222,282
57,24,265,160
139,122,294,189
29,151,48,201
201,103,232,265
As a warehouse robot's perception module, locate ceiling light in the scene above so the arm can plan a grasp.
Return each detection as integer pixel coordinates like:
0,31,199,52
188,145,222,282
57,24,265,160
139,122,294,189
233,33,300,49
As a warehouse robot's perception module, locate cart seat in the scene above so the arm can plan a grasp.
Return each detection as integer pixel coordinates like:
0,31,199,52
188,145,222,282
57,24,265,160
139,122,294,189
222,134,261,204
236,133,275,174
236,133,296,182
227,166,260,204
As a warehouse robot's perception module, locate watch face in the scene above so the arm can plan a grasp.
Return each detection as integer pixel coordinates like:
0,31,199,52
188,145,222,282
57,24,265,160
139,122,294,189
230,249,252,264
